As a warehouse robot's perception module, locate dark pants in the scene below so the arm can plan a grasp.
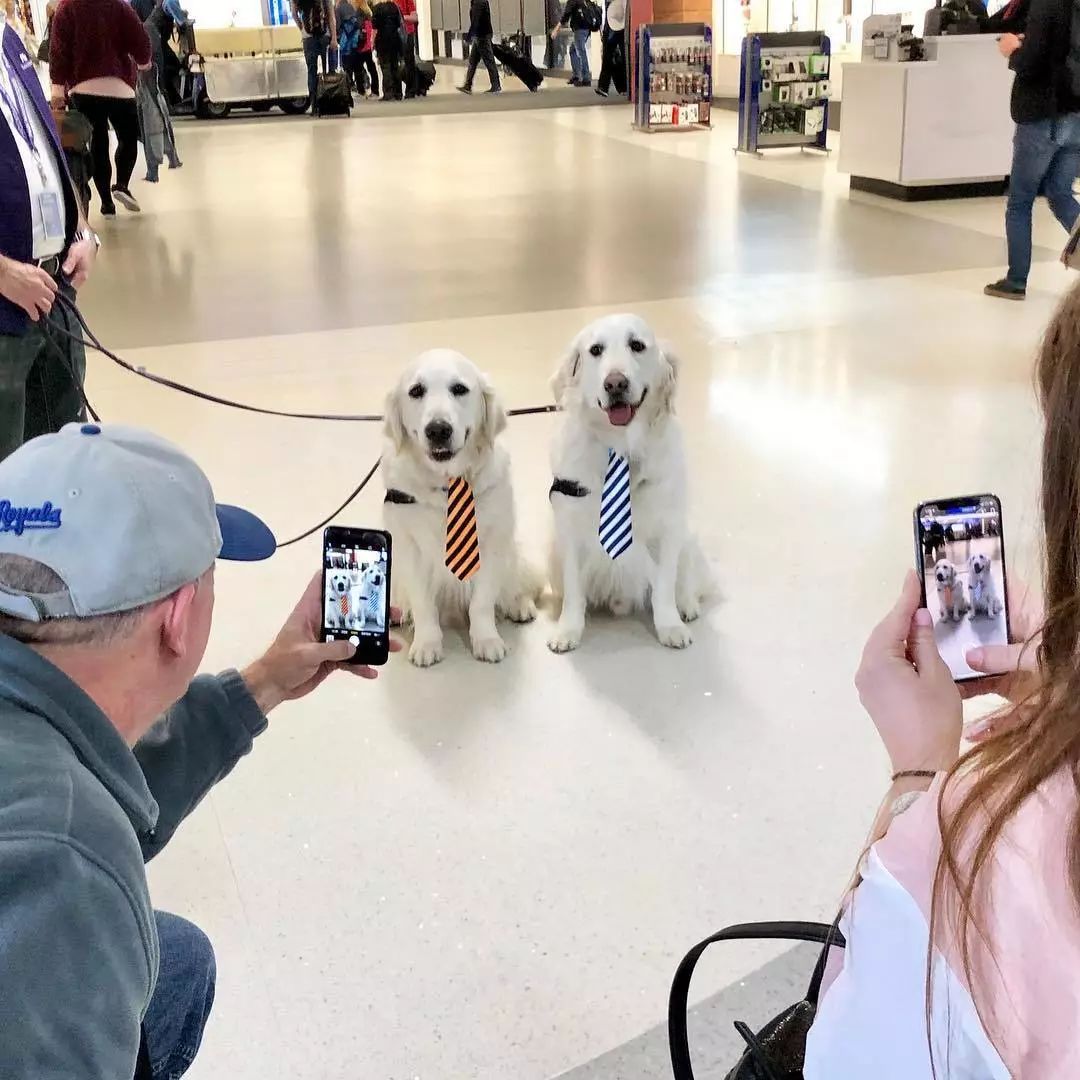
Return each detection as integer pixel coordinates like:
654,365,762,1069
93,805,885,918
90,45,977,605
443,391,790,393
360,50,380,94
0,281,87,463
597,28,624,93
464,35,500,90
379,47,404,98
142,912,217,1080
69,93,140,207
303,33,335,107
1005,113,1080,286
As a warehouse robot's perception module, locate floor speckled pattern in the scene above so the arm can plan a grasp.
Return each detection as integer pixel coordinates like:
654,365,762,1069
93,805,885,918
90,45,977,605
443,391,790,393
80,99,1068,1079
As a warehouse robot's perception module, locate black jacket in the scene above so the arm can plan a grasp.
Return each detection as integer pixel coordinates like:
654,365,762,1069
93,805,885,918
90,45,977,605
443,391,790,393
560,0,590,31
371,0,404,51
1008,0,1080,123
467,0,493,37
981,0,1029,32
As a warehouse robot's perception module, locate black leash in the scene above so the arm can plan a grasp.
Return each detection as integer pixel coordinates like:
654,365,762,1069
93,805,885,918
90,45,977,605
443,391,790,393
42,293,558,547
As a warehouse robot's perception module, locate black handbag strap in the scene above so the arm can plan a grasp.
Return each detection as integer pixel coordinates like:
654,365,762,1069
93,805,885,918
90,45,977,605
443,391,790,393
668,920,845,1080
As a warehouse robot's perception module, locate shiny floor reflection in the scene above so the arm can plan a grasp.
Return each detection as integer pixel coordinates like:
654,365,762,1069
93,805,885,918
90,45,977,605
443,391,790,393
82,106,1066,1080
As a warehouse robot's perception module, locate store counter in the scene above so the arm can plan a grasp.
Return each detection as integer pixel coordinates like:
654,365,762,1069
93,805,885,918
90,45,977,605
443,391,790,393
838,35,1014,200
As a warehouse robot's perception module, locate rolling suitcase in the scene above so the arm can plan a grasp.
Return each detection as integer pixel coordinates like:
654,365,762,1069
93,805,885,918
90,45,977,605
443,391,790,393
491,41,543,92
415,58,436,96
315,70,353,116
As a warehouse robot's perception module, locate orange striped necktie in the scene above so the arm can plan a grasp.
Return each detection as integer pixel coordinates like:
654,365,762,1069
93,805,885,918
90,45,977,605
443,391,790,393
445,478,480,581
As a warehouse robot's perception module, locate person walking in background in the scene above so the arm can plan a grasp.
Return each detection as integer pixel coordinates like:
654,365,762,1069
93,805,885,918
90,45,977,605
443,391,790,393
372,0,404,100
0,5,99,461
551,0,591,87
49,0,152,216
544,0,569,69
291,0,337,114
356,0,379,97
457,0,499,95
595,0,624,96
984,0,1080,300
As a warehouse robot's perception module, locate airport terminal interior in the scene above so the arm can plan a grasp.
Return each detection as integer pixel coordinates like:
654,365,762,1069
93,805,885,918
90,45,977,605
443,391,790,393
24,9,1070,1078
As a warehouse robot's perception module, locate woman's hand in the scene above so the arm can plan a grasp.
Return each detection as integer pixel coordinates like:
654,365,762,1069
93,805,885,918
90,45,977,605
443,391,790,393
962,576,1042,741
855,570,962,775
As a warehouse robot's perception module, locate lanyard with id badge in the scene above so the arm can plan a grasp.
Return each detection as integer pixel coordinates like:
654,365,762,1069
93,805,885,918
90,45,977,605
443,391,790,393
0,50,65,251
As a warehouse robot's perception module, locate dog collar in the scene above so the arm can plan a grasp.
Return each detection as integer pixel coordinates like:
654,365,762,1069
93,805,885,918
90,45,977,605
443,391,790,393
384,488,417,505
550,478,590,499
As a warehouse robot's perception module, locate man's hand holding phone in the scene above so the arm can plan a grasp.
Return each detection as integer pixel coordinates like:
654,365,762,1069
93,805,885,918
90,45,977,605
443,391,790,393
243,573,402,715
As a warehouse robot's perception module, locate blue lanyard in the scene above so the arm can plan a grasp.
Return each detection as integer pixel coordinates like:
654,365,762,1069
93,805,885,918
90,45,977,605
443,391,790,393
0,51,40,162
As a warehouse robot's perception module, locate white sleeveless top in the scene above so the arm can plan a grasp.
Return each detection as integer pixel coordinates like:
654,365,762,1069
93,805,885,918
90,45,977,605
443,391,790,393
805,771,1080,1078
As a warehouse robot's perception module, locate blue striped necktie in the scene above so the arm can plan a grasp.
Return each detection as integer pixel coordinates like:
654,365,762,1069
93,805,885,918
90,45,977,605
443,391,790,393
599,449,633,559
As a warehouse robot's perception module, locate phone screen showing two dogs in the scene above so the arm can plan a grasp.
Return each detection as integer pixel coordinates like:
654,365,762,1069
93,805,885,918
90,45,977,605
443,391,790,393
915,495,1010,683
321,527,392,665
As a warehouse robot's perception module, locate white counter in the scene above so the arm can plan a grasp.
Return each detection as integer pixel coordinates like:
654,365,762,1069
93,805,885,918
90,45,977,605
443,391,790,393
838,35,1014,196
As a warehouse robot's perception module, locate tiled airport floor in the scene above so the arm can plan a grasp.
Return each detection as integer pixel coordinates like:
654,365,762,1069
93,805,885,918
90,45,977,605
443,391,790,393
81,101,1067,1079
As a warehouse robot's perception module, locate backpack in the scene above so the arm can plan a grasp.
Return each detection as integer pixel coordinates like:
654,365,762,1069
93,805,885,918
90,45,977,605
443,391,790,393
583,0,602,31
338,15,361,56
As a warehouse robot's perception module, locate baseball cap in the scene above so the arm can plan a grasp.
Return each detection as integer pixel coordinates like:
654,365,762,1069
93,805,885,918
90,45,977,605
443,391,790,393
0,423,276,622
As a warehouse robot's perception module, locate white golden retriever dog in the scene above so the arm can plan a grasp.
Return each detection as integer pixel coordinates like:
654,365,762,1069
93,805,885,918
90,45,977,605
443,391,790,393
934,559,969,622
968,552,1002,618
383,349,541,667
547,314,709,652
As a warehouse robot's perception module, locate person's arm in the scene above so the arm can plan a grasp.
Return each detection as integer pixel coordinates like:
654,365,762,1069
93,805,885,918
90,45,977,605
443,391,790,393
1004,0,1058,76
134,574,400,861
47,2,71,99
0,839,150,1078
325,0,338,44
853,571,963,850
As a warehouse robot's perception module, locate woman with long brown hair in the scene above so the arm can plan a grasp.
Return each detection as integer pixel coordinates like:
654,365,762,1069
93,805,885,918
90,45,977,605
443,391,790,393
803,284,1080,1076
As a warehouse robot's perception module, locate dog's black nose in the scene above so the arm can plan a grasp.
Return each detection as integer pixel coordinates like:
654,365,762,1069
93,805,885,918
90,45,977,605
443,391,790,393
425,419,453,445
604,372,630,398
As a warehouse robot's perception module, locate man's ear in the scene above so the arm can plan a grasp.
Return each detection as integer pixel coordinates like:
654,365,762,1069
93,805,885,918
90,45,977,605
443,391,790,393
551,336,582,407
160,581,199,659
477,374,508,450
383,384,408,451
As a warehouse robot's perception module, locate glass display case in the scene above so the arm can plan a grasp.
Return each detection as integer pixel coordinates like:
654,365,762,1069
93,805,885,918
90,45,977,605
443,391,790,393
719,0,930,56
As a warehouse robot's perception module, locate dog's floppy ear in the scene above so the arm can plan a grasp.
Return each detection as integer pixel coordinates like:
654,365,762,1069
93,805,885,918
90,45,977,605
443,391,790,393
655,344,680,416
477,374,508,450
383,384,408,452
551,336,582,407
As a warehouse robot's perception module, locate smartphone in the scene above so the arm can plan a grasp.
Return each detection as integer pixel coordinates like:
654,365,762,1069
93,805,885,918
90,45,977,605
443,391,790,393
321,527,392,666
913,495,1010,683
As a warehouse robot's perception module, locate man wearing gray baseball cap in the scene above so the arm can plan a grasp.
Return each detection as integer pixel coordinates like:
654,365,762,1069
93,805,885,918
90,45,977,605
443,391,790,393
0,422,397,1079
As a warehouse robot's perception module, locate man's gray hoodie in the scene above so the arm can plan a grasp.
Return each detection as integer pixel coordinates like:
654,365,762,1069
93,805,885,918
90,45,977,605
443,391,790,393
0,632,267,1078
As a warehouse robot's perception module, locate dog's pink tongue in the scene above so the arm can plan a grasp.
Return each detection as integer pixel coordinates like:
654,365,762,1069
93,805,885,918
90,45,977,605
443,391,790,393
606,404,633,427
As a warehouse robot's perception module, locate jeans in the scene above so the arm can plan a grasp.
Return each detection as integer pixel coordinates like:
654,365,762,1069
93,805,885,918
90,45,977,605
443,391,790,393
142,912,217,1080
69,93,140,206
402,32,418,96
597,27,623,92
464,35,500,90
1006,113,1080,286
570,27,591,83
302,33,335,106
0,281,87,462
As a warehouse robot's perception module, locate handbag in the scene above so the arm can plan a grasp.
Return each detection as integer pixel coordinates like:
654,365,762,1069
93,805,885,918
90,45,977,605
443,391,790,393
669,920,844,1080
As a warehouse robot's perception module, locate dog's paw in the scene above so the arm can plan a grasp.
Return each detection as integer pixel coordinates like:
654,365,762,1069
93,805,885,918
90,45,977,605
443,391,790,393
471,633,508,663
409,637,445,667
656,621,693,649
548,623,583,653
501,597,537,624
677,595,702,622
